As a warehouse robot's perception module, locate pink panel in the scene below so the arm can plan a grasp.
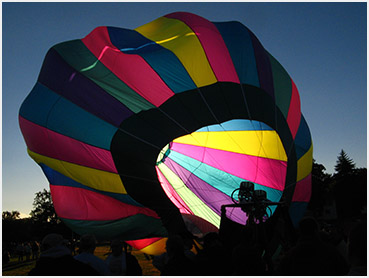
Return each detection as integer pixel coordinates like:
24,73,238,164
171,142,286,191
292,174,312,202
50,185,159,220
81,26,174,107
165,12,239,83
287,78,301,139
155,166,193,214
19,116,117,173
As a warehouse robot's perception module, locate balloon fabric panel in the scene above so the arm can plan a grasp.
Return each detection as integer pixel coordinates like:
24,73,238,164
155,166,194,215
135,16,218,87
53,40,156,114
287,79,302,139
165,12,240,83
38,48,132,127
107,27,197,94
213,21,260,87
81,26,175,107
40,164,140,206
50,185,158,221
19,116,118,174
28,150,125,194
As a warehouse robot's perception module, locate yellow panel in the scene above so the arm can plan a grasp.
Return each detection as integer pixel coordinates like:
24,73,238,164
135,16,217,87
173,130,287,161
297,144,313,181
139,238,167,256
28,149,126,194
157,163,221,228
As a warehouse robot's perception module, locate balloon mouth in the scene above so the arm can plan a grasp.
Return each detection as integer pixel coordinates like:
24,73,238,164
155,119,287,227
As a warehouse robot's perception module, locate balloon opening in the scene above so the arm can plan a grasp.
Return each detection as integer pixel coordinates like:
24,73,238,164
155,119,287,227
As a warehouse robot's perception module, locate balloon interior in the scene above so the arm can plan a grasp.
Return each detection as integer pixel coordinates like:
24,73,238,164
19,12,313,255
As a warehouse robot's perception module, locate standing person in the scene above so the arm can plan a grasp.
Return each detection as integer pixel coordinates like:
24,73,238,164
74,234,111,275
160,235,197,276
28,233,99,276
105,239,127,275
16,242,24,262
24,242,32,261
31,241,40,260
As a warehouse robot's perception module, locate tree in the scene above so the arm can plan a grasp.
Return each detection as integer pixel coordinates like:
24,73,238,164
333,150,366,219
30,189,59,225
308,160,333,216
2,210,21,221
334,149,356,178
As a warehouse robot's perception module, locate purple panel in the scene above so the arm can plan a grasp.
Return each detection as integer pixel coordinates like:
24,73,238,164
38,48,133,127
247,28,275,99
164,157,247,224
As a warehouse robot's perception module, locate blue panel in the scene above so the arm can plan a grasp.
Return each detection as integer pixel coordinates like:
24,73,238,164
108,27,197,93
294,115,312,159
40,164,143,207
19,82,117,150
289,201,309,227
196,119,274,132
19,82,60,127
214,21,259,87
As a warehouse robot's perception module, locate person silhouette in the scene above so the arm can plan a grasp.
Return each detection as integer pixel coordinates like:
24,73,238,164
160,235,197,276
276,216,349,275
28,233,99,276
347,220,367,275
74,234,111,275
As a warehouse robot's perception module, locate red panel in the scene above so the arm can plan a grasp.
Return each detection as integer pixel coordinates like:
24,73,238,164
287,78,301,139
292,174,312,202
81,26,174,107
50,185,159,221
125,237,163,250
19,116,117,173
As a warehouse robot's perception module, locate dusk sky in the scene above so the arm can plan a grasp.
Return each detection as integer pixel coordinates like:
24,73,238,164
2,2,367,216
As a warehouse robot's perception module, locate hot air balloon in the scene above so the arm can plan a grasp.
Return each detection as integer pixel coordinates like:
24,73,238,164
19,12,312,255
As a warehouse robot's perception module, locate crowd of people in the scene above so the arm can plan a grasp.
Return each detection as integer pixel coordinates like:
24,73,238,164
27,234,142,276
3,241,40,264
151,216,366,276
3,215,366,276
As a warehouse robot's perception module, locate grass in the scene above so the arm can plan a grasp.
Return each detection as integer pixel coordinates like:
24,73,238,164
3,245,160,276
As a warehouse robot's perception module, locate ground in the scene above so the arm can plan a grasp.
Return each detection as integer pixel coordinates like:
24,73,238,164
2,244,160,276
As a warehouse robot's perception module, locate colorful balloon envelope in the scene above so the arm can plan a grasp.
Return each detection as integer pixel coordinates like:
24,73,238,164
19,12,313,254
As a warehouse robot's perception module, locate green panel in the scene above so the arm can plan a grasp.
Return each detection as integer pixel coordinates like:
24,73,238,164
53,40,155,113
61,214,168,240
268,53,292,119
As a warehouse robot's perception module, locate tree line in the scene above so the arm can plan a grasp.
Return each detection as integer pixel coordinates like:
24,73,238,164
3,149,366,244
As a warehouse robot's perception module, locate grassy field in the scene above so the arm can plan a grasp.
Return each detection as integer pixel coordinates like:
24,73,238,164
3,245,160,276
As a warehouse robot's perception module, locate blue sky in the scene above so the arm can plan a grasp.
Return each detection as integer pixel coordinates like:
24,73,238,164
2,2,367,216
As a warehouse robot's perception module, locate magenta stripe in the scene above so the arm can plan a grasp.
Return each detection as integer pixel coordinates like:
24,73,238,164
287,78,301,139
81,26,174,107
165,12,239,83
171,142,286,191
292,174,312,202
19,116,117,173
50,185,158,220
155,166,193,214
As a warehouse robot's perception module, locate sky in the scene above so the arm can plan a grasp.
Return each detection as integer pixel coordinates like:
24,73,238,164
2,2,367,216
